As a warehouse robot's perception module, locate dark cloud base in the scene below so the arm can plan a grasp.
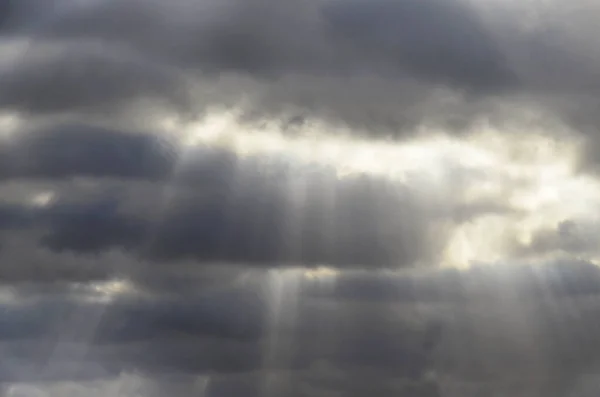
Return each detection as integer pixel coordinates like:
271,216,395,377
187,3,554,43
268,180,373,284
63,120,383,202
0,122,432,270
1,269,600,396
0,282,441,380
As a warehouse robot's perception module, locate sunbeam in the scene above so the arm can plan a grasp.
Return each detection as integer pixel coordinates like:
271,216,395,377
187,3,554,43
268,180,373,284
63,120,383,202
1,0,600,394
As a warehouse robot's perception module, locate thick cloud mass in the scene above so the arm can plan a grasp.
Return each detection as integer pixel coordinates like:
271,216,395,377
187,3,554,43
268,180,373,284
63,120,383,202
1,0,600,395
0,41,190,115
0,125,431,268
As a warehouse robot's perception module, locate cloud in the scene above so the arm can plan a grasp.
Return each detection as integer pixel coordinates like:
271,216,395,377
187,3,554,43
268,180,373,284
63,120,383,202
1,0,600,395
0,114,594,274
321,0,517,90
0,284,440,383
0,0,596,149
0,123,180,182
3,265,600,394
433,294,600,396
0,39,190,116
25,0,513,88
0,0,544,133
0,0,591,133
0,0,595,138
0,369,441,397
305,259,600,302
0,123,438,269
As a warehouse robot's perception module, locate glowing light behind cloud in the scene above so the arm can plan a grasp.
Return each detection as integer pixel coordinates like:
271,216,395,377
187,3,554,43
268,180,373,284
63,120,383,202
1,106,596,270
0,111,23,141
85,279,136,302
28,191,55,207
162,110,600,269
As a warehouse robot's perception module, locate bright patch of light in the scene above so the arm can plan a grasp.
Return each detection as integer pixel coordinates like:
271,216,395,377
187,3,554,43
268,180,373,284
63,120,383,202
6,384,47,397
84,279,135,302
0,111,23,141
0,287,17,304
28,191,55,207
443,215,517,269
303,266,338,280
442,133,600,268
164,111,497,183
0,38,33,68
161,110,600,269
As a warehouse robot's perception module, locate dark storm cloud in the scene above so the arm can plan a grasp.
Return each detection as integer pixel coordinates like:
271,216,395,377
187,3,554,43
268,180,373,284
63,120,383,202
0,0,46,31
38,181,427,268
321,0,517,91
0,234,127,284
0,0,523,129
0,286,441,382
200,369,440,397
1,0,600,395
144,173,430,268
0,0,595,136
0,369,441,397
0,290,267,343
29,0,514,89
0,123,434,269
0,203,35,228
0,124,174,181
3,266,600,393
0,39,190,116
0,226,244,287
0,0,596,141
433,294,600,397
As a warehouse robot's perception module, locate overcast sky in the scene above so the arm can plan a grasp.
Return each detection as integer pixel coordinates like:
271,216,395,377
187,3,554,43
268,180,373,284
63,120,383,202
1,0,600,396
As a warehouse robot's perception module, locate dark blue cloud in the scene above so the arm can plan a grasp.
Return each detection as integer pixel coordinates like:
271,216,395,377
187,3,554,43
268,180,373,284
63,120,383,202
0,123,430,269
0,0,522,129
0,289,269,347
25,0,515,93
0,39,190,116
0,124,175,181
0,203,35,229
40,197,147,253
322,0,517,91
0,286,441,382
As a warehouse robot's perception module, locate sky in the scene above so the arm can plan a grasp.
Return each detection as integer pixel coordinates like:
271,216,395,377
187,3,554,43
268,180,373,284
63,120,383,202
0,0,600,396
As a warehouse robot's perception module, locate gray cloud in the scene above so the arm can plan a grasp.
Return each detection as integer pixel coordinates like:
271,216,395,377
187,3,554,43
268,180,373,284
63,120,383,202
305,259,600,303
0,0,596,139
0,124,437,269
0,124,176,181
0,0,526,133
3,266,600,395
433,295,600,397
0,0,600,395
0,369,441,397
0,182,430,269
0,39,190,116
27,0,514,88
0,285,440,382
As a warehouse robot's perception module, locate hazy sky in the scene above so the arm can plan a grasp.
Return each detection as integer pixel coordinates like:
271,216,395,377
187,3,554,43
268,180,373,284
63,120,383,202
1,0,600,396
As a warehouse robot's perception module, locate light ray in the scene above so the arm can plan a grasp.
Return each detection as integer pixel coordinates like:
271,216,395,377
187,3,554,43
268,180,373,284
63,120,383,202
159,110,600,269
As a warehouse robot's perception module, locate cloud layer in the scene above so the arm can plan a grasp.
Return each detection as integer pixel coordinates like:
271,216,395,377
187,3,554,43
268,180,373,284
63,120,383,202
1,0,600,395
